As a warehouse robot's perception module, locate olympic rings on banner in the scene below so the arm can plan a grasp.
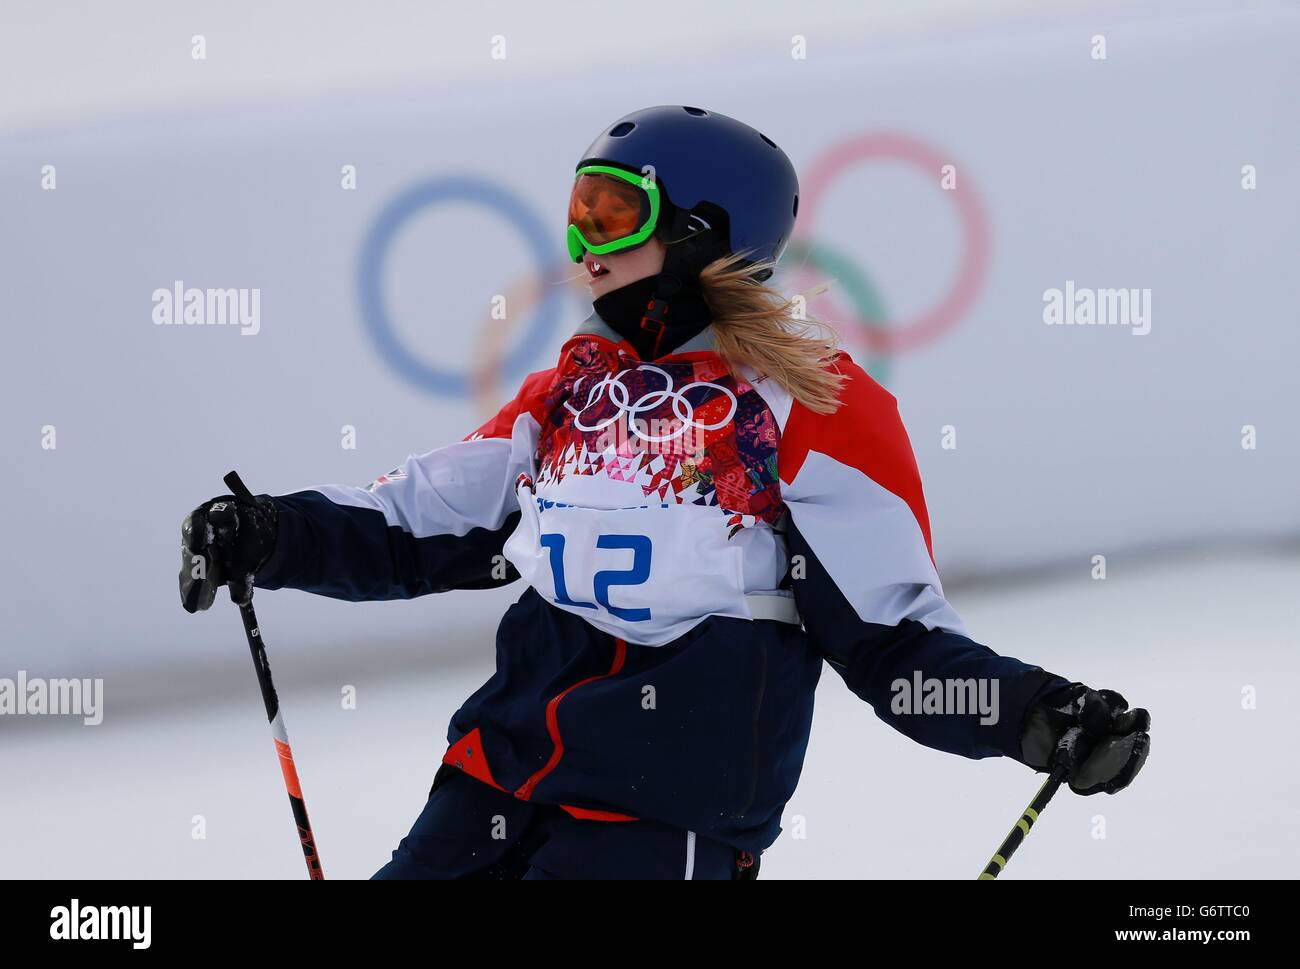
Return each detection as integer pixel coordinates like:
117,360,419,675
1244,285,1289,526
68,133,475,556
797,131,990,354
357,131,991,404
357,176,566,397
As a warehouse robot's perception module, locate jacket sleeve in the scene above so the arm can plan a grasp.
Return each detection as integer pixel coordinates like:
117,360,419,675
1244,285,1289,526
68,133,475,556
777,356,1067,761
254,369,551,601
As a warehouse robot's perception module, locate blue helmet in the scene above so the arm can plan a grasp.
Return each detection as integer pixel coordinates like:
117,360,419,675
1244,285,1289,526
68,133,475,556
577,105,799,277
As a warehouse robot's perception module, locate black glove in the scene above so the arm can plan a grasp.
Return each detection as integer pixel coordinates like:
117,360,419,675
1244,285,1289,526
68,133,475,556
180,494,278,612
1020,683,1150,795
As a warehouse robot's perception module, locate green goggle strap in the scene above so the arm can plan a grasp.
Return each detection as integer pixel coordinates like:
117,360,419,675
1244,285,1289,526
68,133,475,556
567,164,662,262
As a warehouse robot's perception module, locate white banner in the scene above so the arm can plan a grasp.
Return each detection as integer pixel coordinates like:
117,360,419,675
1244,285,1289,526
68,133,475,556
2,7,1295,674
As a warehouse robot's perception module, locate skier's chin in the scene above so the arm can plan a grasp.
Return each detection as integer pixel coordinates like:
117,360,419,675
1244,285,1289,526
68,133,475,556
587,272,624,298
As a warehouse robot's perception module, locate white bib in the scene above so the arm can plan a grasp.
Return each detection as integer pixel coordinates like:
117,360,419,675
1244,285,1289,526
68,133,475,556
505,477,752,646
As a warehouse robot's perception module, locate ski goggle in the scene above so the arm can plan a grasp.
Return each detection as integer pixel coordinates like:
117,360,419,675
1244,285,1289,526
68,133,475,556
566,164,661,263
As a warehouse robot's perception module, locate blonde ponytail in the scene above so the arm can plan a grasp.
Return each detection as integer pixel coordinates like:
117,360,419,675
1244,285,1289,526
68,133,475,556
696,253,845,414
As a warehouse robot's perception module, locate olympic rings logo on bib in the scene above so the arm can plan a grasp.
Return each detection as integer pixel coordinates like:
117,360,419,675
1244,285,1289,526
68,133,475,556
564,364,738,447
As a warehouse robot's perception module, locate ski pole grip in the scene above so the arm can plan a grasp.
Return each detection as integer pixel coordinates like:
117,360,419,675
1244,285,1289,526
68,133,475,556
224,470,257,506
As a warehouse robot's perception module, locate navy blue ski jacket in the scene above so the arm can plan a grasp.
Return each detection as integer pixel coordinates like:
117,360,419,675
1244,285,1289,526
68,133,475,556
256,322,1065,852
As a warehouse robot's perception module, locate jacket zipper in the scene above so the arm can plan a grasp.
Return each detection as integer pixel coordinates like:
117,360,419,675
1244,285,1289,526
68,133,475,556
514,636,628,801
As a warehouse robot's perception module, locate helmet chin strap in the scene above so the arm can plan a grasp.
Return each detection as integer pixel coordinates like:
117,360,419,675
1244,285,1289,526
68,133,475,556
636,209,732,357
636,276,676,360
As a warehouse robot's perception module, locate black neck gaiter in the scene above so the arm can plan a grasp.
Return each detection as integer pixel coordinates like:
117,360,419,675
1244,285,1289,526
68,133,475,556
592,274,713,360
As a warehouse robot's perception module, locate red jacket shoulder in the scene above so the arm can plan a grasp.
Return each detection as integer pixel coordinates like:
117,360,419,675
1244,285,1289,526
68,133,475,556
465,366,557,441
780,352,933,557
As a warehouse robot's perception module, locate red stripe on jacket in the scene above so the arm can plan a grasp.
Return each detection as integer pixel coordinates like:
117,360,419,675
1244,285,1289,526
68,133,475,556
777,353,935,561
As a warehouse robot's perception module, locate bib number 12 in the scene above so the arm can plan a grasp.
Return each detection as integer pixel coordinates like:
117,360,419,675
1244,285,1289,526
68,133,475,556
539,533,652,622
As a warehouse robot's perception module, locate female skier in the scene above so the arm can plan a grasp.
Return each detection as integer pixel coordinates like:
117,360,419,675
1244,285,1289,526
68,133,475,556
180,105,1150,880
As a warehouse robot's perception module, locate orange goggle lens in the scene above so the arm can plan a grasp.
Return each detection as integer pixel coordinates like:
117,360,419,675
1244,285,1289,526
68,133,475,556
567,172,650,246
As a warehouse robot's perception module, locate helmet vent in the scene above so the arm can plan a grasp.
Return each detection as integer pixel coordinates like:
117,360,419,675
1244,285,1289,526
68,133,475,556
609,121,635,137
682,106,708,116
792,194,799,218
759,133,778,149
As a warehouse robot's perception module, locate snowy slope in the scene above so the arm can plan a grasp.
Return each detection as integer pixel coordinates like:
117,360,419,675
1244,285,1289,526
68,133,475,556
1,551,1294,879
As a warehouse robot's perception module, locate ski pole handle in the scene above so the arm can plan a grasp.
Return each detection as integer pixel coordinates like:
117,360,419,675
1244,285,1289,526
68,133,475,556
224,470,258,506
978,765,1067,880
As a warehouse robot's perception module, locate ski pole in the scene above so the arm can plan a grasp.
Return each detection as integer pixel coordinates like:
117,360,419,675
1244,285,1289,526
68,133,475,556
978,764,1067,880
223,470,324,880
